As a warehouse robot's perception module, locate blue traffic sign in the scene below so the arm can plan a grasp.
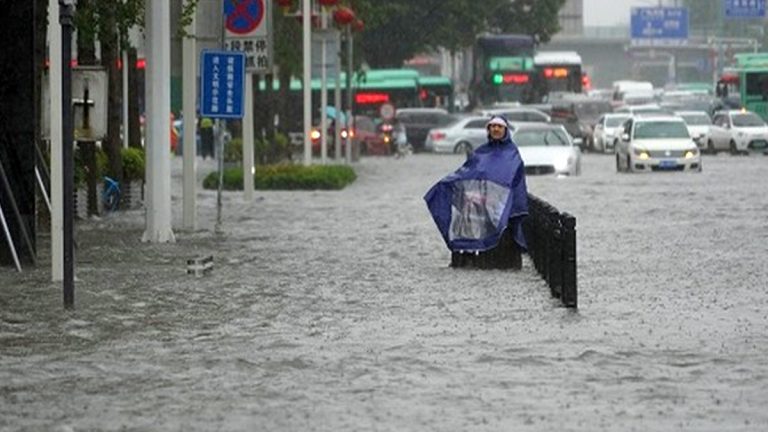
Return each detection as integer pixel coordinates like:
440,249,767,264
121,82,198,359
724,0,766,18
200,50,246,119
224,0,265,35
631,7,689,46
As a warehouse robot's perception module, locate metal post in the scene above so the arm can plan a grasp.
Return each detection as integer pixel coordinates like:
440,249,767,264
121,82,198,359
216,121,224,231
35,168,52,215
320,7,328,164
48,0,64,281
122,49,129,149
302,0,312,166
0,199,22,272
334,29,342,162
345,24,353,163
182,9,197,229
142,0,175,243
60,0,75,308
243,73,255,201
561,213,578,308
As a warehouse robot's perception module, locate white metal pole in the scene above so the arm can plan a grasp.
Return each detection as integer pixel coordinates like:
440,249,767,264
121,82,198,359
345,25,353,164
48,0,63,281
303,0,312,166
243,73,255,201
334,29,342,162
0,201,21,272
142,0,175,243
182,10,197,230
320,9,328,164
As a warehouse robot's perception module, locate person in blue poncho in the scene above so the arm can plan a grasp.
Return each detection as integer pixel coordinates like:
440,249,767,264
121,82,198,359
424,115,528,255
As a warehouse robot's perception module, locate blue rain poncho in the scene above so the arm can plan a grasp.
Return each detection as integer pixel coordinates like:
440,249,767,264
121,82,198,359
424,117,528,252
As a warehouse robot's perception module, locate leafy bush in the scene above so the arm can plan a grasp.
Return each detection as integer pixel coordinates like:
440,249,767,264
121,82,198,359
226,133,293,165
74,146,109,187
122,147,145,182
203,163,356,190
224,137,242,163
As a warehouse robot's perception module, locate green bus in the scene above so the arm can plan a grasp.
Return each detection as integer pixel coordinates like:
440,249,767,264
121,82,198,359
469,34,536,108
717,53,768,119
417,75,454,112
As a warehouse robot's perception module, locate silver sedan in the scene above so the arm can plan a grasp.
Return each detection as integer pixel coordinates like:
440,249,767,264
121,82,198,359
424,116,496,154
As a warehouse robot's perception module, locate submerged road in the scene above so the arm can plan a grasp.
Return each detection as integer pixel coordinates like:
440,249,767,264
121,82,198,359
1,152,767,431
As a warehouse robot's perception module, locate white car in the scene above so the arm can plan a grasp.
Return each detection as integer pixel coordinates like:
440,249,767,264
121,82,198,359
708,110,768,154
613,103,669,116
479,107,551,123
615,116,701,173
674,111,712,151
593,113,630,153
424,116,495,154
511,123,582,176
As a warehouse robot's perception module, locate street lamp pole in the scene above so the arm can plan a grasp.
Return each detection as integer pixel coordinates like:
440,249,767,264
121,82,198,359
303,0,312,166
59,0,76,309
345,24,353,164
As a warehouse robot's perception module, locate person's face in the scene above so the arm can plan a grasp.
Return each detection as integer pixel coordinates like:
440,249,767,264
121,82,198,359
488,123,506,140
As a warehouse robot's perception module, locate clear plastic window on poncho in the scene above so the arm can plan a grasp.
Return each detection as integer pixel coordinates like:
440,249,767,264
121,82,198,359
448,179,509,241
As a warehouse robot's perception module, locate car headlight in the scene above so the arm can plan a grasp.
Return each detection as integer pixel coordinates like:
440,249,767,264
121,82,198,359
554,156,572,171
633,147,650,160
684,148,699,159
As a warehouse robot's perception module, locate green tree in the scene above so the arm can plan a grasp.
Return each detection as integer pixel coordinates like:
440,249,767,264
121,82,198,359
486,0,566,45
351,0,566,68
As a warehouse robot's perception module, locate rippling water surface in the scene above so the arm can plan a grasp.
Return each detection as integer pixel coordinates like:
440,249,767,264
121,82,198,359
1,153,767,431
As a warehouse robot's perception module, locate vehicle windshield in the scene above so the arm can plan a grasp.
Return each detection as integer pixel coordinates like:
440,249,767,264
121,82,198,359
605,116,630,127
634,107,666,115
679,114,711,125
574,102,611,121
731,113,766,127
513,129,570,147
633,121,690,139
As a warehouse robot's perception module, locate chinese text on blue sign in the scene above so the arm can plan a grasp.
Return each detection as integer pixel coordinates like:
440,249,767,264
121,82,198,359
630,7,689,47
200,50,245,119
724,0,766,18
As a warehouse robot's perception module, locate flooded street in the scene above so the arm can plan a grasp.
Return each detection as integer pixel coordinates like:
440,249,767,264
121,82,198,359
2,153,768,431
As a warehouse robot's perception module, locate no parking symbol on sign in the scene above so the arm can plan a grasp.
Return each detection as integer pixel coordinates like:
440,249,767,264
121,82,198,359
224,0,273,73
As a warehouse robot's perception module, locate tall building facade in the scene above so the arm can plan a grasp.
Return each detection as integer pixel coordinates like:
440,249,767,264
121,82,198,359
559,0,584,35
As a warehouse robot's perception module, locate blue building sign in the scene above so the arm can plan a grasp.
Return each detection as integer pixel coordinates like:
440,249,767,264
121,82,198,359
630,7,689,46
724,0,766,18
200,50,246,119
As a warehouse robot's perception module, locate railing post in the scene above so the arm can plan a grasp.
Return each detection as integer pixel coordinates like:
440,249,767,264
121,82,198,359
561,213,577,308
550,211,563,299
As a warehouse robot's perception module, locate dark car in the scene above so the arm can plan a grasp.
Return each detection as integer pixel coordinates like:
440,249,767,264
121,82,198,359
395,108,456,152
550,96,612,151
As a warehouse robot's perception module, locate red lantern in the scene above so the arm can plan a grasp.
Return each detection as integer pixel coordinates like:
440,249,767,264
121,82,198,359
318,0,339,7
352,19,364,32
333,6,355,26
275,0,292,13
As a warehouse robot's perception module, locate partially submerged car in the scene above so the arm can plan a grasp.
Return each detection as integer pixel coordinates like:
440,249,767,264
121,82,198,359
615,116,701,173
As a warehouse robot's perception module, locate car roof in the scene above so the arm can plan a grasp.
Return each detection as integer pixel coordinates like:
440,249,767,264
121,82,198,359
396,107,449,114
673,110,710,116
511,122,563,131
633,115,686,122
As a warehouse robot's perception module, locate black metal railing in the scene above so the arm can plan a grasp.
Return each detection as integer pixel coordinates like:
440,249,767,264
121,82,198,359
523,194,577,308
449,193,577,308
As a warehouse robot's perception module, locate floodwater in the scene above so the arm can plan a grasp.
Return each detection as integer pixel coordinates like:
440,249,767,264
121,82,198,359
1,152,767,431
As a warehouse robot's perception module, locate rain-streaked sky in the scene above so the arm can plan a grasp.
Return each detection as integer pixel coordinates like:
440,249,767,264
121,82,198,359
584,0,661,26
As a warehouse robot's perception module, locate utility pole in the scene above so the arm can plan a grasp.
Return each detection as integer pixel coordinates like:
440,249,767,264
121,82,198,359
60,0,76,308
